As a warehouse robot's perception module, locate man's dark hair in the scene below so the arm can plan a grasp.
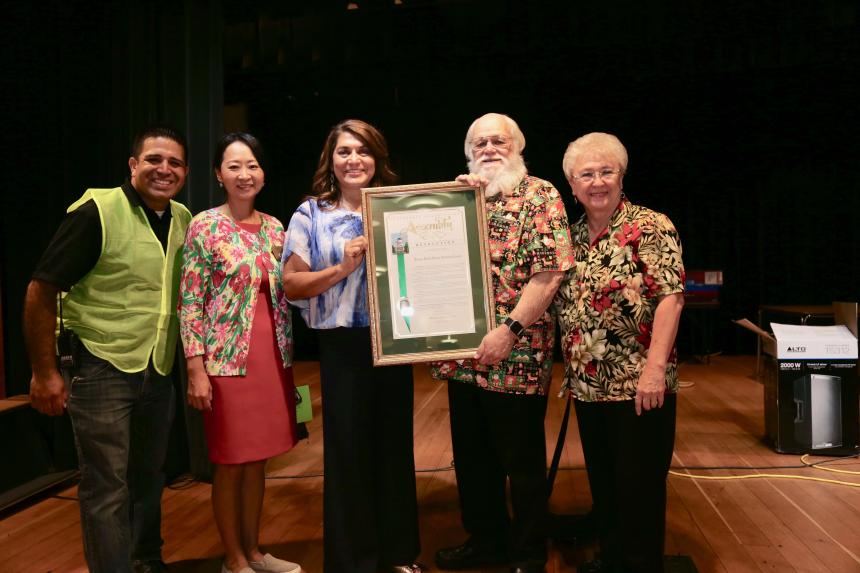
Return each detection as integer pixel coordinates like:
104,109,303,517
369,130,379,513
130,125,188,161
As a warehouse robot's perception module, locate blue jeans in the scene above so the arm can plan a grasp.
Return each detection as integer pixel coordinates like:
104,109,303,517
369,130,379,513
66,347,176,573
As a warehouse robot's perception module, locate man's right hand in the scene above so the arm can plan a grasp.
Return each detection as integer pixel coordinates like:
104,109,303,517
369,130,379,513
29,370,68,416
455,173,488,188
24,279,69,416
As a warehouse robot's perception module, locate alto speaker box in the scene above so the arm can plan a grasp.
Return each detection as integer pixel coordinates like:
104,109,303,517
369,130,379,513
793,374,842,449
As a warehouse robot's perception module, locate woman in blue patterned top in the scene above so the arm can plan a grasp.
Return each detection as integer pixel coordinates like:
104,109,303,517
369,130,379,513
282,119,423,573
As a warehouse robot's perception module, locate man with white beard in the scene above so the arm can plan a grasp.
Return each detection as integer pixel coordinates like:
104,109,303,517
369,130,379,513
432,113,574,573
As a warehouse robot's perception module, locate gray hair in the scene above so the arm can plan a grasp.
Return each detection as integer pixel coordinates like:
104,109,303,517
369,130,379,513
562,132,628,180
464,113,526,161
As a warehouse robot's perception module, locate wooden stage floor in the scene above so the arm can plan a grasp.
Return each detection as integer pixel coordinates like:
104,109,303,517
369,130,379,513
2,355,860,572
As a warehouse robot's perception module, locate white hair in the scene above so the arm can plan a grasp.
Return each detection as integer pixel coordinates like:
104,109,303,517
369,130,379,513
472,154,528,200
562,132,628,180
463,113,526,161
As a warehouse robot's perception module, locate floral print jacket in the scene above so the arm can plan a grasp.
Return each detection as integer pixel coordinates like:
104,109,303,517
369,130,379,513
555,199,685,401
431,175,575,395
179,208,293,375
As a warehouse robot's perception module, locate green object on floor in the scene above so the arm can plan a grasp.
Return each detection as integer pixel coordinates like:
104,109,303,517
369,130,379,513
295,385,313,423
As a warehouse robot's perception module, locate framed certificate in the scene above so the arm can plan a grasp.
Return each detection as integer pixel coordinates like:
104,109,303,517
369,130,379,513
361,182,496,366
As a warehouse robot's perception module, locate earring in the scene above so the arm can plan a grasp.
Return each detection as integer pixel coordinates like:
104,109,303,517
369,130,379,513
329,171,337,192
218,180,223,188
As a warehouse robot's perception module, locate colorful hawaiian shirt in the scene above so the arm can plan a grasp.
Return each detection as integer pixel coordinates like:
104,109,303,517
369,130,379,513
431,175,575,395
283,198,368,329
179,208,293,376
555,199,685,402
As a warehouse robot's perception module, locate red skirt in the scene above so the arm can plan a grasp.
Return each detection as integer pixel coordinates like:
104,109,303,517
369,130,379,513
204,279,297,465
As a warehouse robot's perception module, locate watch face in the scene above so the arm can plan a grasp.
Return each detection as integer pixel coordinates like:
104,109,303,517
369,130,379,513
505,317,524,336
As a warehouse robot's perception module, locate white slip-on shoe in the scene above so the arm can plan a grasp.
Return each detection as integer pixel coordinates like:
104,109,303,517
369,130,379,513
248,553,301,573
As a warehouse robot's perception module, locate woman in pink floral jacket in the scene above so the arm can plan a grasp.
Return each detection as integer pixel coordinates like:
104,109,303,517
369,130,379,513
179,133,301,573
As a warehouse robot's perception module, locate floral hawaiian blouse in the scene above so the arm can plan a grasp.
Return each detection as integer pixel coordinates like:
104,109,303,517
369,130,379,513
179,208,293,376
431,175,575,395
555,199,685,402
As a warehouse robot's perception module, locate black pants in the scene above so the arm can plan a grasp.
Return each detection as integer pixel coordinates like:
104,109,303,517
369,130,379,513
318,327,420,573
448,380,549,564
575,394,677,573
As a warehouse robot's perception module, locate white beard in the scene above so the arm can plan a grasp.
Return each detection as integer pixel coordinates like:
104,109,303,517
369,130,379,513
468,154,528,201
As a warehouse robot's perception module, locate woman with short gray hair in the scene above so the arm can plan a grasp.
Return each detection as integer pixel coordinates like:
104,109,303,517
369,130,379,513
556,132,685,573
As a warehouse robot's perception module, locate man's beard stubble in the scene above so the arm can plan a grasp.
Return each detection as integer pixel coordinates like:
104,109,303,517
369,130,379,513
468,154,528,201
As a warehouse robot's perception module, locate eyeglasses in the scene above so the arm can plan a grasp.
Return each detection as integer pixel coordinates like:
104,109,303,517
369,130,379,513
572,169,621,183
470,135,511,153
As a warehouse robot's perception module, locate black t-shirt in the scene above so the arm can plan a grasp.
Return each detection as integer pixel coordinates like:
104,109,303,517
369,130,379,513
32,182,174,290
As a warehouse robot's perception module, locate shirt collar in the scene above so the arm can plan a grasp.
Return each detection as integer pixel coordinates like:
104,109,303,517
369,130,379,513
608,197,631,229
577,197,631,246
122,180,143,208
123,179,173,219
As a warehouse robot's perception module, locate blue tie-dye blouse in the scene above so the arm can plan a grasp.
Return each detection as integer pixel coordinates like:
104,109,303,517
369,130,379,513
282,198,368,329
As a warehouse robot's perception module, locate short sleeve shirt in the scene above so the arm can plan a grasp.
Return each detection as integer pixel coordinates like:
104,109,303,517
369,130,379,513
555,199,685,402
283,198,368,329
430,175,575,395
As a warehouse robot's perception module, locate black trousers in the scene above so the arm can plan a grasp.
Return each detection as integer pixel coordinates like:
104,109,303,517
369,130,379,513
448,380,549,564
575,394,677,573
318,327,420,573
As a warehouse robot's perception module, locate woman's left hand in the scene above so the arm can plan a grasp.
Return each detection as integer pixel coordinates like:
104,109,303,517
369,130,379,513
634,293,683,415
635,368,666,415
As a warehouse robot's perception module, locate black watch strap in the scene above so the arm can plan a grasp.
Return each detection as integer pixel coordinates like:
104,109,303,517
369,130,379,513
503,316,525,337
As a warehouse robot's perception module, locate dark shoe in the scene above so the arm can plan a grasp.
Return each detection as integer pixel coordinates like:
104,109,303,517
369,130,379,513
133,561,168,573
435,538,507,570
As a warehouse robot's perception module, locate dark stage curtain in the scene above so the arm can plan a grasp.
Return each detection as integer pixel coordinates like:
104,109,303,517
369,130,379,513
2,0,224,395
2,0,858,375
1,0,224,481
219,0,859,357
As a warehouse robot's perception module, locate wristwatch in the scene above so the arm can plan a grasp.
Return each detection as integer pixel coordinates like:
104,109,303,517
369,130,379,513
502,316,525,337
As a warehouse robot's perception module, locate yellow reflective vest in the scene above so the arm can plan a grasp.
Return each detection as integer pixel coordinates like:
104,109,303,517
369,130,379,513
60,186,191,374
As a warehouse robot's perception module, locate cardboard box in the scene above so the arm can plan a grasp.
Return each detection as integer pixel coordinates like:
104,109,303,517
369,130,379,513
735,303,859,455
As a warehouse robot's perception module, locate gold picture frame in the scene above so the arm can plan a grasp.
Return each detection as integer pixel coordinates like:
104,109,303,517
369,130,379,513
361,182,496,366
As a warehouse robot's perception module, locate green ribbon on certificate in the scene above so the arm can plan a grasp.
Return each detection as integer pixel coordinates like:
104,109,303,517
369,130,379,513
396,250,411,332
